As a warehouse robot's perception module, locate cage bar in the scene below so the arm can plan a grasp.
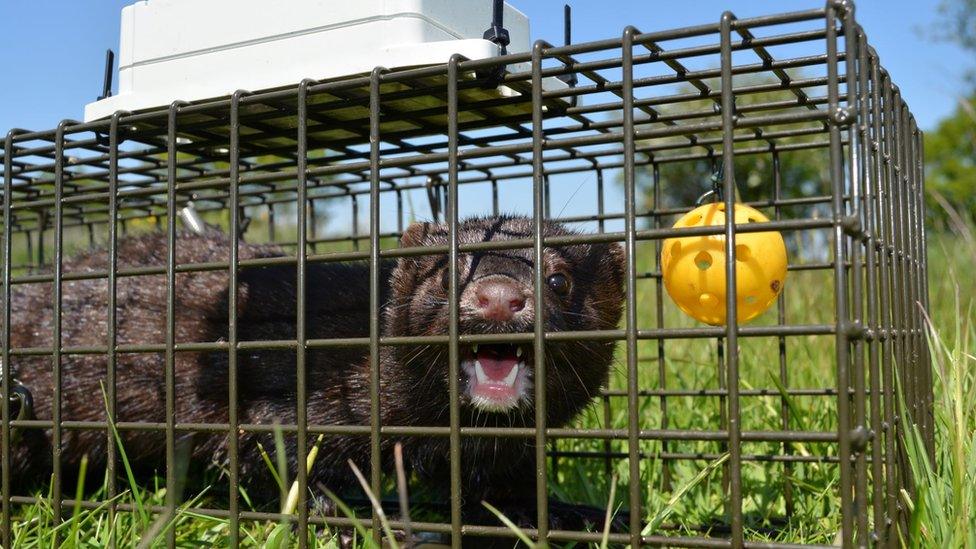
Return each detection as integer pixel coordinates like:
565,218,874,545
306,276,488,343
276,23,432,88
0,3,932,547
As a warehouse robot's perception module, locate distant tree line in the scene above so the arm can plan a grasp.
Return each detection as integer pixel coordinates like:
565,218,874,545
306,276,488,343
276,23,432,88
924,0,976,228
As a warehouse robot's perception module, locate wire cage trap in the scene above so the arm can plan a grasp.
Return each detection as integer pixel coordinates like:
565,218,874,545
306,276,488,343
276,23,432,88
0,1,933,547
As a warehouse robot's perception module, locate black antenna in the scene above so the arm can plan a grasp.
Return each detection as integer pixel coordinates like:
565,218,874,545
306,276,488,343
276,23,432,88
98,49,115,100
560,4,578,88
564,4,572,46
478,0,511,86
482,0,510,55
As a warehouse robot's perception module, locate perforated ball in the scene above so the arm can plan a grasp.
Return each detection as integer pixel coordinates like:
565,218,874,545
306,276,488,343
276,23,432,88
661,202,787,326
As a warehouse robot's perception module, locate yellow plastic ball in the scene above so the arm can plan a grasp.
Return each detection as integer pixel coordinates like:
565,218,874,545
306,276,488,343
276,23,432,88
661,202,787,326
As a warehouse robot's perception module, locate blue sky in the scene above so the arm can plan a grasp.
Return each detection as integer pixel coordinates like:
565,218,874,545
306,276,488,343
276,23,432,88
0,0,970,134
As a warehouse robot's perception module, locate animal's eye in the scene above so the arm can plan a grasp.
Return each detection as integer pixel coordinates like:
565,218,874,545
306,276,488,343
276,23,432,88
546,273,571,296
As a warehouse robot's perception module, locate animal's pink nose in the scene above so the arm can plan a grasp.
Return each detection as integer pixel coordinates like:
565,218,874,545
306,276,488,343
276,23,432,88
474,279,526,322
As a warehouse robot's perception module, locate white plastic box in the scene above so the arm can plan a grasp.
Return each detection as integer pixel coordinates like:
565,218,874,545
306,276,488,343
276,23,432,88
84,0,537,121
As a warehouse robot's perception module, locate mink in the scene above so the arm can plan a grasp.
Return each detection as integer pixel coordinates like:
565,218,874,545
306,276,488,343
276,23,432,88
6,215,625,531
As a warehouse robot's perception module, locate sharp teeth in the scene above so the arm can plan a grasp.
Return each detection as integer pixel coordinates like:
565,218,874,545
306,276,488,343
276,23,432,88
473,344,479,354
516,347,523,358
474,360,488,384
503,363,520,387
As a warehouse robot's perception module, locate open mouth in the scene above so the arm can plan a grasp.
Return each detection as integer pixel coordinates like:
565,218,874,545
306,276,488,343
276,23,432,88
460,344,531,413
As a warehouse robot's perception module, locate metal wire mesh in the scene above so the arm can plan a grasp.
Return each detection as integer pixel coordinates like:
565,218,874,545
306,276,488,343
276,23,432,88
0,2,932,547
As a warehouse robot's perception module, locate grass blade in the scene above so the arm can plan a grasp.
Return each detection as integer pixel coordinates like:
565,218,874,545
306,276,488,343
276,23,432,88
481,501,538,548
640,453,730,539
347,459,399,549
600,473,618,549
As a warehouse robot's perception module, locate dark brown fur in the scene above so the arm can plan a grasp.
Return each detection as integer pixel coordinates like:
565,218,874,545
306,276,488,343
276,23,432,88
7,215,624,526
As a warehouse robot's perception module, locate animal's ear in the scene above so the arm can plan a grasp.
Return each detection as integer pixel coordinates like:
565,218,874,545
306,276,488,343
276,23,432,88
607,241,625,269
588,240,626,327
400,221,443,248
600,241,626,283
395,222,440,287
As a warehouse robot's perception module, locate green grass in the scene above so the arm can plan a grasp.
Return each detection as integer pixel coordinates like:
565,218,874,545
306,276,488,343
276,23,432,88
6,212,975,547
898,218,976,548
